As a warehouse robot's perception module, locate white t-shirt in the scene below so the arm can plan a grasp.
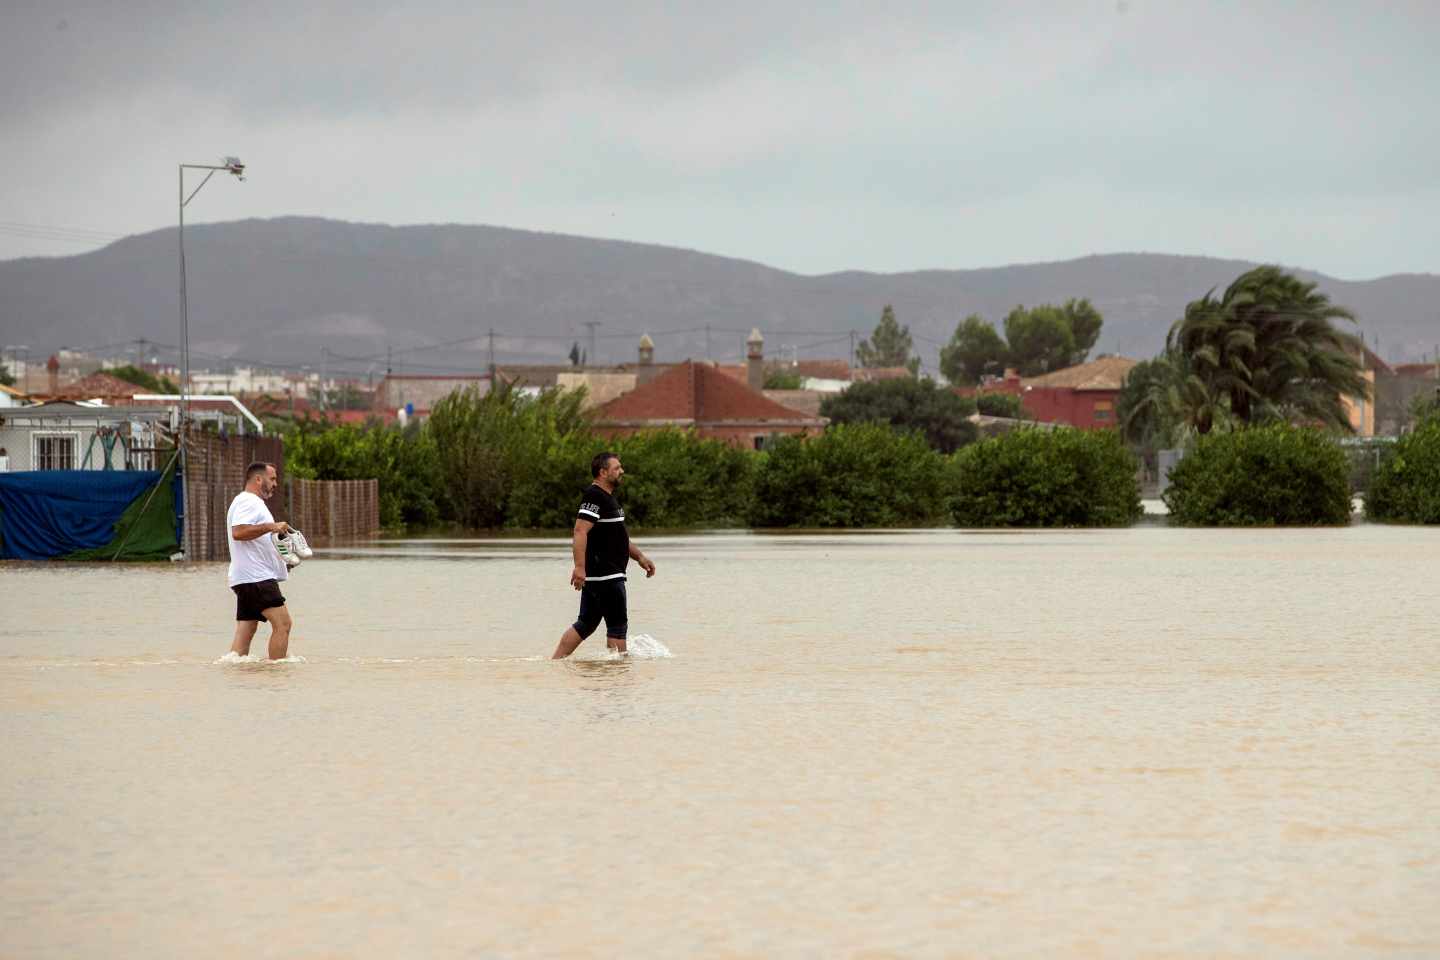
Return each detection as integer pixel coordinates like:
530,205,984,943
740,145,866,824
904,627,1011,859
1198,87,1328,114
226,491,288,587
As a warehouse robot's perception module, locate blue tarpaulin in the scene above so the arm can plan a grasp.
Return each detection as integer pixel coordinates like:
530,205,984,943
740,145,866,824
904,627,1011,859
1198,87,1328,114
0,469,180,561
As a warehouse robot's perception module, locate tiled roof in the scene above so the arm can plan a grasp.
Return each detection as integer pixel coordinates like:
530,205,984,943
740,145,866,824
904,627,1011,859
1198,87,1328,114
1023,356,1138,391
711,364,749,382
1394,363,1440,378
595,361,825,424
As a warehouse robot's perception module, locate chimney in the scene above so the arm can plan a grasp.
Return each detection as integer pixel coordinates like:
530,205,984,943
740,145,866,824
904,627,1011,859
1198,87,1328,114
638,333,654,366
47,354,60,395
746,328,764,392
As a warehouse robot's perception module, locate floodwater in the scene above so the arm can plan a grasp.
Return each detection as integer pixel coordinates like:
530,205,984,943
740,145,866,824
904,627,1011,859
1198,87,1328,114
2,526,1437,959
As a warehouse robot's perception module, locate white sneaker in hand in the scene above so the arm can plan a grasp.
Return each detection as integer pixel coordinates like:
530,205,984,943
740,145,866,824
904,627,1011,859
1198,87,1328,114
288,528,314,559
274,532,303,568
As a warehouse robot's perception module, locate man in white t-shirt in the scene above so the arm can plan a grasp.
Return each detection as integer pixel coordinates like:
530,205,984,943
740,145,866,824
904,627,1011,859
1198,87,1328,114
226,461,294,659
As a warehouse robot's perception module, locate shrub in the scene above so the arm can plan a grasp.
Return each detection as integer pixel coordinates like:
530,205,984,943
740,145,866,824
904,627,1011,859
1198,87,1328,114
1365,415,1440,523
975,392,1028,420
1162,423,1351,526
610,430,755,528
748,422,951,527
950,427,1142,527
284,419,441,530
427,383,590,528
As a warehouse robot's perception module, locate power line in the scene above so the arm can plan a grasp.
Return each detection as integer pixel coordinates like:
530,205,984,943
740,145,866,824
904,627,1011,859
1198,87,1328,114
0,220,127,246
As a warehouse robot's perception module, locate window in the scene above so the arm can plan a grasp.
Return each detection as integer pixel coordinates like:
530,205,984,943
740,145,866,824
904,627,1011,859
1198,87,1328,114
33,432,78,470
1093,400,1114,422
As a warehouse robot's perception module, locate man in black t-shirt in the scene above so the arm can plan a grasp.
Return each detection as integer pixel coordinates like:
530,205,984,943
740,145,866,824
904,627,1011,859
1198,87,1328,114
551,451,656,659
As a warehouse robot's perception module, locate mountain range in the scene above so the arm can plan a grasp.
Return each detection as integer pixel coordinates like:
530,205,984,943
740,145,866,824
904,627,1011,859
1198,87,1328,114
2,216,1436,376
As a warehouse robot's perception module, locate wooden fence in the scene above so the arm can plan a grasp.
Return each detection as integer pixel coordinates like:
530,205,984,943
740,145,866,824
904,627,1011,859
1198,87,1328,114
179,428,379,560
286,478,380,542
181,429,285,562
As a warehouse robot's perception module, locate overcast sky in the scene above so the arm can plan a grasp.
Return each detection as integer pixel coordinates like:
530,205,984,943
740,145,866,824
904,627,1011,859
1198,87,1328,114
4,1,1437,278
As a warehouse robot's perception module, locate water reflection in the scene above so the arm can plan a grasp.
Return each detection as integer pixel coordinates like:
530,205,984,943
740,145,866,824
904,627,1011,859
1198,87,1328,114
562,656,653,722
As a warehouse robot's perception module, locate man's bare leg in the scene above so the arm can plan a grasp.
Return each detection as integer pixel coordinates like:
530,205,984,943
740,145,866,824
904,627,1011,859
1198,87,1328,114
552,626,586,659
262,606,292,660
231,620,259,657
606,635,627,655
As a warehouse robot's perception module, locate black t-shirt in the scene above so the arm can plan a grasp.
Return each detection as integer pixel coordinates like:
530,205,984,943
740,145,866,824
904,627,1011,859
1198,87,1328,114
577,483,629,580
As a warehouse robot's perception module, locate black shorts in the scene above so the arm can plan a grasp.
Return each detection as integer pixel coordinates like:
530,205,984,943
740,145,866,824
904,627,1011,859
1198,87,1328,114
573,578,627,640
233,579,286,622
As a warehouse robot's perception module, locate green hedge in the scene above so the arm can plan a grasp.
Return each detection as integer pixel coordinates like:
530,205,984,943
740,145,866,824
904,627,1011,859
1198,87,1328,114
284,419,441,529
1162,424,1351,526
748,422,952,527
1365,416,1440,524
950,427,1141,527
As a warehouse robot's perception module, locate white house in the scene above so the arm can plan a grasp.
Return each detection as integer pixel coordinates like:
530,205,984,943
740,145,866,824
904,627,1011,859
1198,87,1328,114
0,403,173,472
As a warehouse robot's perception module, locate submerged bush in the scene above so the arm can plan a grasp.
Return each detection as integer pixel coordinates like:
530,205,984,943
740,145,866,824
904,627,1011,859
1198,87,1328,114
1162,423,1351,526
609,429,755,528
1365,415,1440,524
285,419,441,529
950,427,1141,527
507,429,757,530
427,383,591,528
748,422,951,527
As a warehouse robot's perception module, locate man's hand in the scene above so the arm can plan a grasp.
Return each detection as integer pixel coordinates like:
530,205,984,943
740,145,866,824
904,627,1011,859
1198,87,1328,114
272,521,291,535
639,555,656,578
571,565,586,590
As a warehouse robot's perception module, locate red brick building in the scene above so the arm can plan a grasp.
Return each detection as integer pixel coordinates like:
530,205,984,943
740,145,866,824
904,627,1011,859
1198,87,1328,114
592,360,827,449
962,356,1138,430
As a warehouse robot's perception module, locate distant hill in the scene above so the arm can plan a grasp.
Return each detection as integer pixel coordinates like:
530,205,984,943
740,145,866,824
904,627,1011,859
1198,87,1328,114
2,216,1435,374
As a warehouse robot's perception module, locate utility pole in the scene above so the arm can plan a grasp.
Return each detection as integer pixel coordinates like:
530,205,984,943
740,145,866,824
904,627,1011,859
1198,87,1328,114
320,347,328,412
849,330,857,370
488,328,495,380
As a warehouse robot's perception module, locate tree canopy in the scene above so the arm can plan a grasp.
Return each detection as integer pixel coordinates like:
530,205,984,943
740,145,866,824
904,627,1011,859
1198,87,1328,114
820,377,977,454
1115,349,1227,446
856,305,919,374
939,314,1007,385
1167,266,1367,433
939,298,1104,384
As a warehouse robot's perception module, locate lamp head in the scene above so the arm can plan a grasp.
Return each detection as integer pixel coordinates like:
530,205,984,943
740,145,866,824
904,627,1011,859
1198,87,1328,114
223,156,246,181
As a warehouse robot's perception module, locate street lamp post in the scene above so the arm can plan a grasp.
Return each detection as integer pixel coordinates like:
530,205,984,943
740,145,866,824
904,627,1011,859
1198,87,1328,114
178,156,245,558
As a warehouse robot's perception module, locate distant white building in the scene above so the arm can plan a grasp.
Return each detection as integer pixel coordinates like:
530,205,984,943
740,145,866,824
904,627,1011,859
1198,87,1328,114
188,366,319,398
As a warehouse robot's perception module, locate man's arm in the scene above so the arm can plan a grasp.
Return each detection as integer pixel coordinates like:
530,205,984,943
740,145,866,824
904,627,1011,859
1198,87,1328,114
628,540,656,578
231,520,289,541
570,518,594,589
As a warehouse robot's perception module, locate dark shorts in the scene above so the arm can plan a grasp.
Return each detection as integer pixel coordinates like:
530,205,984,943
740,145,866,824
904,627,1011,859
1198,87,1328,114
233,579,286,622
573,578,627,640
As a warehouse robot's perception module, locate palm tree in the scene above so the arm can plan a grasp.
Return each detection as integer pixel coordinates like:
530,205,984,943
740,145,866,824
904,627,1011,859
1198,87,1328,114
1168,266,1368,432
1118,349,1228,445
